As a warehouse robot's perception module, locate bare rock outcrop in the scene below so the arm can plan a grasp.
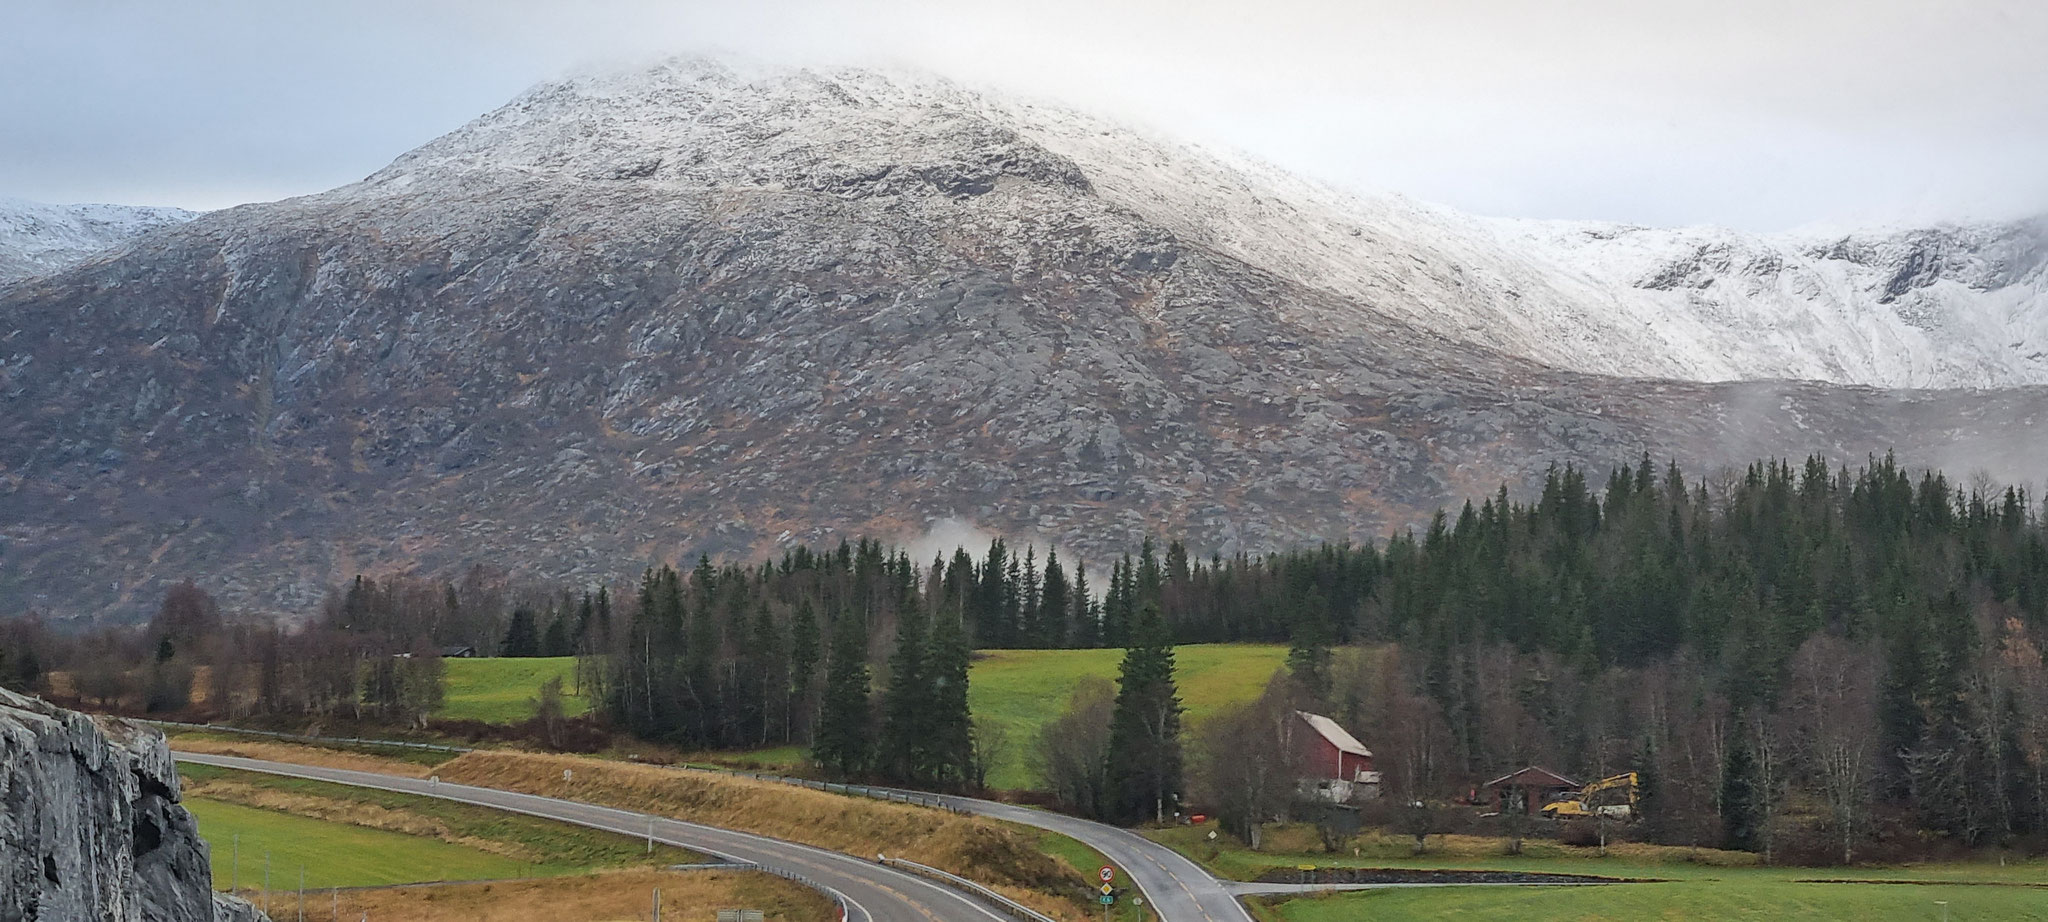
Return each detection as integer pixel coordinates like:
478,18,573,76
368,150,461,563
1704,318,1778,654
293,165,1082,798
0,687,266,922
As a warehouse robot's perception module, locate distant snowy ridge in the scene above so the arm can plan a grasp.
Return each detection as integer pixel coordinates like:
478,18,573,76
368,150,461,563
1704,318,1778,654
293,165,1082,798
370,57,2044,389
0,198,198,284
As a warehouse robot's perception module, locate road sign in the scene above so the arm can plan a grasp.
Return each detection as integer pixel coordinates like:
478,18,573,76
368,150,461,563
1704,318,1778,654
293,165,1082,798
1099,895,1115,905
1099,883,1114,895
1099,866,1115,883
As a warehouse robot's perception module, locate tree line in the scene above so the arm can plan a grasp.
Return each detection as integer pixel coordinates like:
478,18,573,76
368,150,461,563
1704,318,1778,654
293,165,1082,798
6,452,2046,857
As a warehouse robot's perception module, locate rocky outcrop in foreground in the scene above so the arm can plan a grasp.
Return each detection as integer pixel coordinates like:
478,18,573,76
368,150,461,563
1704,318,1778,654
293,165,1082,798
0,687,267,922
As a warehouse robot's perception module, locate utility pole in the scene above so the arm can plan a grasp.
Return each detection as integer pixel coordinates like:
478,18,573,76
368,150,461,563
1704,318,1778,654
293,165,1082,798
264,851,271,916
298,867,306,922
653,888,662,922
231,834,239,893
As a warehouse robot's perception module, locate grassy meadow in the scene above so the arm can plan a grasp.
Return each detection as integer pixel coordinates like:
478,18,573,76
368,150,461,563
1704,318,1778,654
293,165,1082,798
435,645,1288,791
1153,822,2048,922
438,656,590,723
1259,879,2048,922
967,644,1289,789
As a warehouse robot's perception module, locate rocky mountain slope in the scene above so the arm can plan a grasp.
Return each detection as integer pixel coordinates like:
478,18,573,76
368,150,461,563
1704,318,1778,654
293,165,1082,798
0,198,198,285
1,57,2042,621
0,687,266,921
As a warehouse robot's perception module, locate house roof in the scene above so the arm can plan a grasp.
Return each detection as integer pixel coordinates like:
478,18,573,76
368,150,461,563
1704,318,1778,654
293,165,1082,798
1295,710,1372,758
1485,766,1580,789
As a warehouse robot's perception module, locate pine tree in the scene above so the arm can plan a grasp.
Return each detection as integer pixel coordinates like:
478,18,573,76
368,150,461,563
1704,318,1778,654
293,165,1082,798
881,603,932,783
1106,601,1183,825
813,612,873,777
500,607,541,657
750,603,787,745
1071,562,1096,648
928,606,975,787
1286,615,1333,704
789,600,821,742
1040,549,1071,649
541,612,573,657
1721,729,1759,851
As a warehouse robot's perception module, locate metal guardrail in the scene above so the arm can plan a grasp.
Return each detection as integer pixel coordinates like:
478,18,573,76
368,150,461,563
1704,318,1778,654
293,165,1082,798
139,719,474,753
878,855,1061,922
710,861,864,922
673,765,964,814
150,720,1009,921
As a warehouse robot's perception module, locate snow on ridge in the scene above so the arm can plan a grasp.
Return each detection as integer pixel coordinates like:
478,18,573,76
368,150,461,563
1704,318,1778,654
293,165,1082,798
0,198,200,284
345,55,2048,390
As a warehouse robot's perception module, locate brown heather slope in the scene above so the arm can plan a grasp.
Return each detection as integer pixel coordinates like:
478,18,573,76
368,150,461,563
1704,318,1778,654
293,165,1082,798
432,751,1092,922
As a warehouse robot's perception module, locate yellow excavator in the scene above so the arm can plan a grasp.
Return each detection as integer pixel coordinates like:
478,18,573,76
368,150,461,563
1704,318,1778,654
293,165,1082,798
1540,772,1639,820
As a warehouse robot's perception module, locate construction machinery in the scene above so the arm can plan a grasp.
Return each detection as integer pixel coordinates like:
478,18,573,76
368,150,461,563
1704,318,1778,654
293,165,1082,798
1539,772,1639,821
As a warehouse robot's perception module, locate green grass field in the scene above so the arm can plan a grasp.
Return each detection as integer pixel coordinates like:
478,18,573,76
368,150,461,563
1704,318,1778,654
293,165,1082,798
1259,878,2048,922
1154,823,2048,922
438,656,591,723
968,644,1288,789
434,645,1287,791
186,798,550,891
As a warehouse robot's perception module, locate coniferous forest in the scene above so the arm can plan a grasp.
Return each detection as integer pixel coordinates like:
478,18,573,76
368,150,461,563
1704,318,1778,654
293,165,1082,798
5,452,2046,857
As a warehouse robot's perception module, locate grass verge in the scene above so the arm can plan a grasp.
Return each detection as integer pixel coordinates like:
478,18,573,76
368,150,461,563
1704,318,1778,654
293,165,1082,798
320,868,829,922
430,749,1098,922
181,762,701,869
186,798,552,891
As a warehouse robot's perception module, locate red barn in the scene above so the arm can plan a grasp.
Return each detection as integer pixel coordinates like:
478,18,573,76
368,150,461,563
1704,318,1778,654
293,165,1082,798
1295,711,1380,802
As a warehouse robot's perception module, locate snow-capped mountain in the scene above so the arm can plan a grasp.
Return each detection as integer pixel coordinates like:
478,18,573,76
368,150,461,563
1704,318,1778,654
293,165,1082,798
0,199,198,285
2,57,2041,622
370,58,2045,389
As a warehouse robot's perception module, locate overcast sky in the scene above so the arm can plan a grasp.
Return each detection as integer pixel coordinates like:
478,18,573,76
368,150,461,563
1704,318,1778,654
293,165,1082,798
4,0,2045,231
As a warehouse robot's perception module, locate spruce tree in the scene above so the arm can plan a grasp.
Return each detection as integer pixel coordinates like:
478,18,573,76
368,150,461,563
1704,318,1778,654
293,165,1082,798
813,612,873,777
1286,615,1333,704
881,603,932,783
1040,549,1071,649
541,612,573,657
928,607,975,787
1071,563,1096,648
789,600,821,741
500,607,541,657
750,603,787,745
1721,729,1759,851
1106,601,1183,825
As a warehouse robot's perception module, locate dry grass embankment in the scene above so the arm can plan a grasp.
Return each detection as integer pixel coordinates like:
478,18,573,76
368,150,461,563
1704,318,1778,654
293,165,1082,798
433,750,1093,922
318,869,830,922
171,736,436,777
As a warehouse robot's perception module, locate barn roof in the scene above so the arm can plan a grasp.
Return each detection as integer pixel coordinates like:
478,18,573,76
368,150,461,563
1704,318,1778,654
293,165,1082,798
1485,766,1580,789
1295,710,1371,758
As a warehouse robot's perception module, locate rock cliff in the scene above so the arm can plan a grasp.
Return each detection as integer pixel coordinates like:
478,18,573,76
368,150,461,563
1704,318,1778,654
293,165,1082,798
0,687,265,922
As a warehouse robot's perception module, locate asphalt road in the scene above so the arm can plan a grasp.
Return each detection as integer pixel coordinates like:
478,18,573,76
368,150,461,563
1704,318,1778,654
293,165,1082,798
174,751,1022,922
877,790,1255,922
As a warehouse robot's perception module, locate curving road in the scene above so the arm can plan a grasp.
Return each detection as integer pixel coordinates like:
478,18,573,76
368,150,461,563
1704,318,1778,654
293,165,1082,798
878,790,1254,922
175,751,1021,922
